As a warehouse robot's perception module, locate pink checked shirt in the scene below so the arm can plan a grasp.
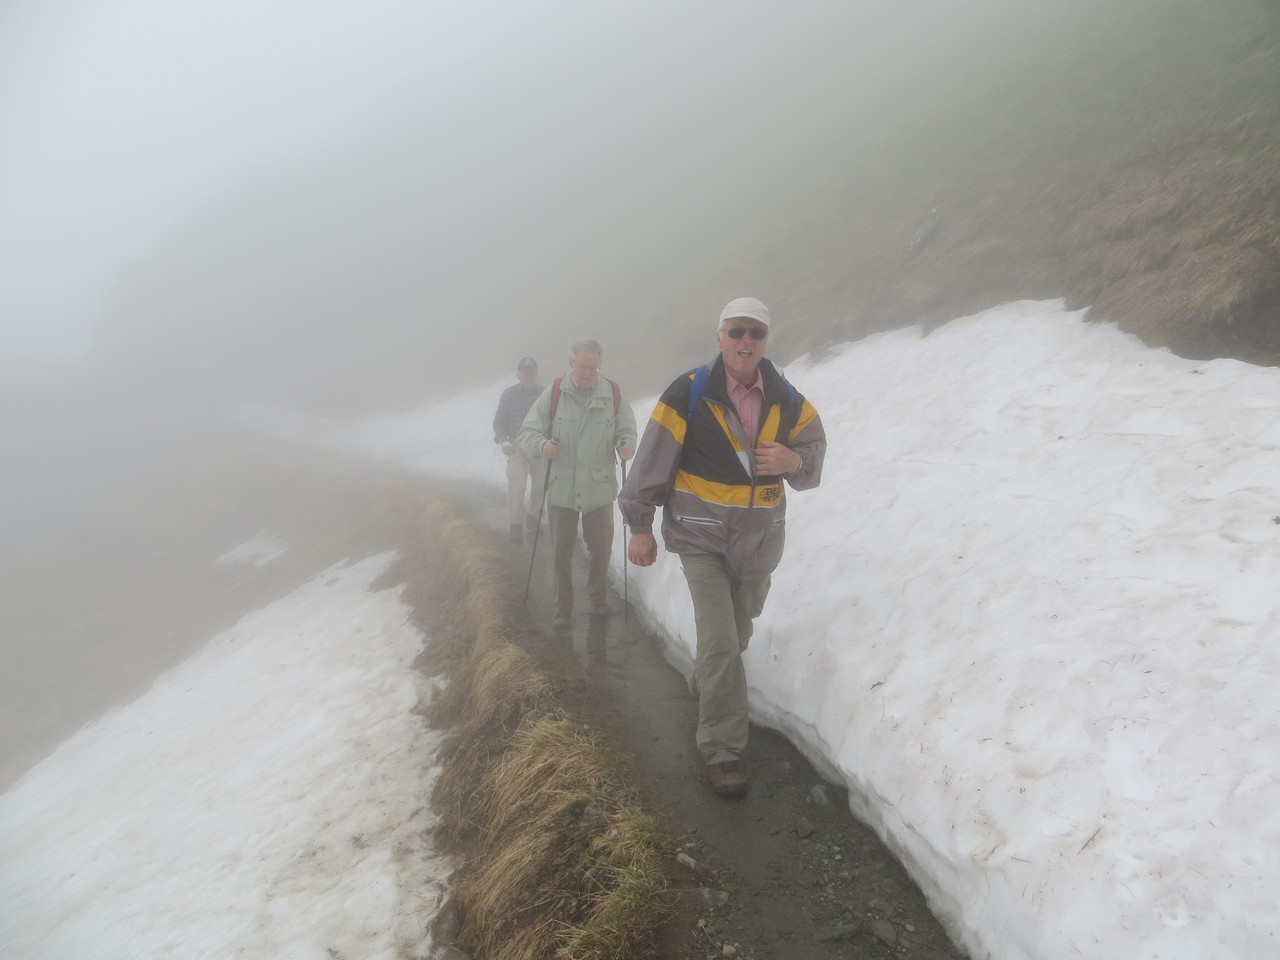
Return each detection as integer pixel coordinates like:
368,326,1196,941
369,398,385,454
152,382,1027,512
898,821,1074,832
725,367,765,447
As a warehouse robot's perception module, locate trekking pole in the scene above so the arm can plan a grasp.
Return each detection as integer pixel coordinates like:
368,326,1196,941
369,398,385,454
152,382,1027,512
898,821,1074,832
522,442,556,605
620,456,628,626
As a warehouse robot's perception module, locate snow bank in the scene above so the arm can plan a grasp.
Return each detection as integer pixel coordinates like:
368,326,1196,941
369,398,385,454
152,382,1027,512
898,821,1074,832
0,554,450,960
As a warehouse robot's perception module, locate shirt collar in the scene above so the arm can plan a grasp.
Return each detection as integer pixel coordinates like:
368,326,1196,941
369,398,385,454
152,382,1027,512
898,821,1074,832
725,366,764,397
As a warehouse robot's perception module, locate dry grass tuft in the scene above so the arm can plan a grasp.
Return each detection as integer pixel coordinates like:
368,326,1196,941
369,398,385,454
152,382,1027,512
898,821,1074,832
402,485,669,960
458,714,668,960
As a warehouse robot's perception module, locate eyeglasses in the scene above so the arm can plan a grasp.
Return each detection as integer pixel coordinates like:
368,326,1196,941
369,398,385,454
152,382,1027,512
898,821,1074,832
724,327,767,340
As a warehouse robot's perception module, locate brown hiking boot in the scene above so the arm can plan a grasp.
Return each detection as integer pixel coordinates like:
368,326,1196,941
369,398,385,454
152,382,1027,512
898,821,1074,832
707,760,748,798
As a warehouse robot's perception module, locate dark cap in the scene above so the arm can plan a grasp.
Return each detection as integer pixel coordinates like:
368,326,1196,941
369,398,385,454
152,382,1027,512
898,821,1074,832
517,357,537,372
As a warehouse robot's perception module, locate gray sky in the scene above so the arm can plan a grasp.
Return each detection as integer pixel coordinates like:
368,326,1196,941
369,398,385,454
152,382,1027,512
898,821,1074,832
0,0,540,363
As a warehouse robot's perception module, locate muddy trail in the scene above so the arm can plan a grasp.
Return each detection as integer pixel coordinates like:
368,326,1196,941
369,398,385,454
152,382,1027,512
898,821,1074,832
437,479,965,960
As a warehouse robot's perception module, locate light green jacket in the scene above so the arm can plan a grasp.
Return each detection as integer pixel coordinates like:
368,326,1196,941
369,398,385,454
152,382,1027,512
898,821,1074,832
517,376,637,513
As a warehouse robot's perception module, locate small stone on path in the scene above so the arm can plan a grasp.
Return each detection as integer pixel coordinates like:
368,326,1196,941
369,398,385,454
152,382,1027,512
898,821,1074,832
870,918,898,946
700,887,730,909
814,922,861,942
867,897,895,917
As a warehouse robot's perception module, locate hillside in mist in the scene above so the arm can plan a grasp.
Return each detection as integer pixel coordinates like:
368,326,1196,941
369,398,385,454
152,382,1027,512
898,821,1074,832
92,0,1278,415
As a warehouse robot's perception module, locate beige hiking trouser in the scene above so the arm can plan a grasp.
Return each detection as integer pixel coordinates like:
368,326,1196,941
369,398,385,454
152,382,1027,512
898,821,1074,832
680,553,772,765
506,451,546,527
546,503,614,617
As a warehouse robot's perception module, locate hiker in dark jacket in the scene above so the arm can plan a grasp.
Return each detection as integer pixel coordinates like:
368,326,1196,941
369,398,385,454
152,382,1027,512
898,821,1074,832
493,357,546,543
618,298,826,797
518,338,637,628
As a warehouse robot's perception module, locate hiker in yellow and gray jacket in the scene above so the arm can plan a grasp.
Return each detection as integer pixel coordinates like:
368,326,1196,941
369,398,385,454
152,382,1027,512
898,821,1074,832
618,298,826,798
518,338,636,629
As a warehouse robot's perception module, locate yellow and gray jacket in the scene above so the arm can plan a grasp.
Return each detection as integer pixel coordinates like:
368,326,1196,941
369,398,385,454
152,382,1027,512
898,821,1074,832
618,356,826,580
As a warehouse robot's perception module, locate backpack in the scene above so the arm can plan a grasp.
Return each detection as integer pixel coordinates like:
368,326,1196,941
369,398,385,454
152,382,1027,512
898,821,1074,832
549,376,621,417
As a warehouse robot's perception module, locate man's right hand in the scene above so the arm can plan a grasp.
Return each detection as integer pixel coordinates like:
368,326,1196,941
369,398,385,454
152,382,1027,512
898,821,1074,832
542,439,559,459
628,531,658,566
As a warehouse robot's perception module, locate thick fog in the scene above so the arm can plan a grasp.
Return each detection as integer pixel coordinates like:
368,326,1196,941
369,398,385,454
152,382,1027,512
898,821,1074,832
1,0,1108,414
1,0,529,364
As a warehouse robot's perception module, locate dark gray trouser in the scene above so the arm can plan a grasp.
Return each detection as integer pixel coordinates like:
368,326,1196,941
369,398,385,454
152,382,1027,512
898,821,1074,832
680,553,771,765
547,503,614,617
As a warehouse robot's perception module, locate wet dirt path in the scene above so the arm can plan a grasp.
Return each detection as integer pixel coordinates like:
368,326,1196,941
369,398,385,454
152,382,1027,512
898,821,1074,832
442,481,966,960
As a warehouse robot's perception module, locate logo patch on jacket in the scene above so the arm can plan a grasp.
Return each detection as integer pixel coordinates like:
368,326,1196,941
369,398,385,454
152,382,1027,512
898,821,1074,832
758,484,782,504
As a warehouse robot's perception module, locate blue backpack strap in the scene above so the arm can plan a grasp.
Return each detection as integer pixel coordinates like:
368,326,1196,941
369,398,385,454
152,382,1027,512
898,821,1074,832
687,364,710,418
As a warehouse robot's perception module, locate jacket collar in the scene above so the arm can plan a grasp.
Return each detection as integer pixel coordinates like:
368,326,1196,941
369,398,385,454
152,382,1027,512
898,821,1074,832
702,354,787,407
562,374,610,406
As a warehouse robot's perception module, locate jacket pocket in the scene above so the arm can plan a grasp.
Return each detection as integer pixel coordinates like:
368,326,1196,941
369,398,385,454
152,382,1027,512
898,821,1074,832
675,515,724,527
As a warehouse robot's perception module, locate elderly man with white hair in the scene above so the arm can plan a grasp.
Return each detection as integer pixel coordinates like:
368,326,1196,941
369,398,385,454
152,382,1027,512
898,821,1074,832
619,298,827,797
518,338,636,628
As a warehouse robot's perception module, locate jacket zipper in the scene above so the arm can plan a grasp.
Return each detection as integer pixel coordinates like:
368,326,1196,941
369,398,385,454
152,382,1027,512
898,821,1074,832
726,399,758,580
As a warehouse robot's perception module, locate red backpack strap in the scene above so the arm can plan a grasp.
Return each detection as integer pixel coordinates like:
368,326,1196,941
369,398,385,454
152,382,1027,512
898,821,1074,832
550,376,563,417
607,378,620,413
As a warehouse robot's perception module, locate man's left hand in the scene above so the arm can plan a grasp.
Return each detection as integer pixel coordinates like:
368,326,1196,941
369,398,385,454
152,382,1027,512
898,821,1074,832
616,440,635,461
754,441,801,475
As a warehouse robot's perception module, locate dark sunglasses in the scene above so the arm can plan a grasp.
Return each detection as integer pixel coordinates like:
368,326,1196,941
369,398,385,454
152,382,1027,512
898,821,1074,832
724,326,768,340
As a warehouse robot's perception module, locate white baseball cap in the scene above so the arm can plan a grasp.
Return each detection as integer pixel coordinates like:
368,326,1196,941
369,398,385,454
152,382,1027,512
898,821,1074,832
718,297,771,328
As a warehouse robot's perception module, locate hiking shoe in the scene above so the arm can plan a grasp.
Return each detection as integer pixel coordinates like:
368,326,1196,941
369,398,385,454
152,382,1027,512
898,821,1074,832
590,603,609,616
707,760,748,798
552,613,571,629
509,524,523,543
